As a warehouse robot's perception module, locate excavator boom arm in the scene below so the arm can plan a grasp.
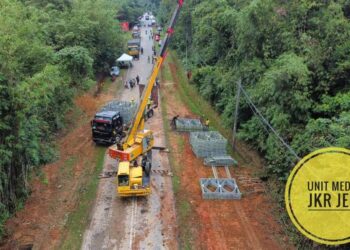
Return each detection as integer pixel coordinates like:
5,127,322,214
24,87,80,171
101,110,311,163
125,0,184,147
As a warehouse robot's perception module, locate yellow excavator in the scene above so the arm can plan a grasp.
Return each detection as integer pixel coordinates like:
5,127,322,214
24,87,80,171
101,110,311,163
108,0,184,197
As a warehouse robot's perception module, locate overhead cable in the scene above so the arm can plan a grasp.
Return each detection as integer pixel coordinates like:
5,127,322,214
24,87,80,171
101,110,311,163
238,83,301,161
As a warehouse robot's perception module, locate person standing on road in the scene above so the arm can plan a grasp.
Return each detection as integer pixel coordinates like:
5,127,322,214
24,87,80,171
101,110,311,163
147,55,150,63
205,118,210,129
141,47,144,54
147,97,152,110
136,75,140,85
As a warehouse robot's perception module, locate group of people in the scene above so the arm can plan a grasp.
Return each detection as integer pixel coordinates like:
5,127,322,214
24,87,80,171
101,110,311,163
124,75,140,89
146,46,157,64
145,29,154,40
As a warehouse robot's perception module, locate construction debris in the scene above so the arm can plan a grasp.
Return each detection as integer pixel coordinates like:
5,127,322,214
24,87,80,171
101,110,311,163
200,178,241,200
99,170,117,179
204,155,238,167
101,100,137,124
175,118,204,132
151,169,173,176
190,131,227,158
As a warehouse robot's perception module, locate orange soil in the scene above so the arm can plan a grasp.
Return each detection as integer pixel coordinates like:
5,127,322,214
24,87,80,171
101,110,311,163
163,62,292,250
0,80,118,250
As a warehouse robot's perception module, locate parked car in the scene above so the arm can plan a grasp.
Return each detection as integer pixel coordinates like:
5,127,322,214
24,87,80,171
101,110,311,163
110,66,120,76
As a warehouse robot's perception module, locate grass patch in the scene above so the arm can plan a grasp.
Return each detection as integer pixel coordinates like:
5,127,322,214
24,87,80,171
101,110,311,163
60,146,106,250
177,136,185,154
161,60,172,82
159,82,181,195
167,52,243,163
178,200,190,220
60,156,79,179
159,65,194,249
34,169,49,186
178,200,192,250
101,78,112,93
63,105,85,132
160,53,249,248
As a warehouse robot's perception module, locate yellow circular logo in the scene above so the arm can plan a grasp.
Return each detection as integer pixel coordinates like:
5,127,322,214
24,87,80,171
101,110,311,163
285,147,350,245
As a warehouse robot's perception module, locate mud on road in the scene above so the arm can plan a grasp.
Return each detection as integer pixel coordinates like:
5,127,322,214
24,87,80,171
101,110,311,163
81,23,178,250
0,79,121,249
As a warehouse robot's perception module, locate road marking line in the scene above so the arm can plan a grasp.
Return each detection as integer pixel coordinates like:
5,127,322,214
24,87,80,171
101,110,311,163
134,198,138,242
129,197,136,249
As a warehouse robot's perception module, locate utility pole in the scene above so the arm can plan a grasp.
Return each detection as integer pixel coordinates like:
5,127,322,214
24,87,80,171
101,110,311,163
232,79,241,149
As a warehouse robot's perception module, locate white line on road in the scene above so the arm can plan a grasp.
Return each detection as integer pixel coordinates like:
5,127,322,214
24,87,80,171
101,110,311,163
129,197,136,249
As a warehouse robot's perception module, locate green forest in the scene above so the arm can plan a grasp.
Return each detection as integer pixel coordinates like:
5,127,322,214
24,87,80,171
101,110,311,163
1,0,350,246
157,0,350,246
0,0,140,237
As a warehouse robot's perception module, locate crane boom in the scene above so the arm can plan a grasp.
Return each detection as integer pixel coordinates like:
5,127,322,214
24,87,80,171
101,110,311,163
109,0,184,197
123,0,184,148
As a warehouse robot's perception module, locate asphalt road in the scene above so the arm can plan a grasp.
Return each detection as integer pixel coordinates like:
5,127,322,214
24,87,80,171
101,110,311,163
81,17,178,250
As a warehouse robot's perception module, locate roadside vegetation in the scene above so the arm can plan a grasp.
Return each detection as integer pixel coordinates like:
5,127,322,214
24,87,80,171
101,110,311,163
158,0,350,247
0,0,127,238
60,147,106,250
160,60,194,249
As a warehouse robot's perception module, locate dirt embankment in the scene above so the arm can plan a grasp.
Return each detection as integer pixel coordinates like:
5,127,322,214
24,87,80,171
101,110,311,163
162,61,292,250
0,79,120,250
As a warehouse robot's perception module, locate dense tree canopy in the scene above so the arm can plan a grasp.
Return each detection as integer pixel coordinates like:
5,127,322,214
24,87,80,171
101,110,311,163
163,0,350,176
160,0,350,245
0,0,127,237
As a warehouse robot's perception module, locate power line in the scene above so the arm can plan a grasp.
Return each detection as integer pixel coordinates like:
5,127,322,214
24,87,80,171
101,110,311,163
238,81,301,161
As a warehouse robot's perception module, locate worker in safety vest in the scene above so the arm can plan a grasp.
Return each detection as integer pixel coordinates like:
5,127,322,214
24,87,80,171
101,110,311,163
147,98,152,109
205,118,210,129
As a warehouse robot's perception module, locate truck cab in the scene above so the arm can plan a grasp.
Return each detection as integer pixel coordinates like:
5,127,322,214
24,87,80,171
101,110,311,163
127,39,141,59
91,111,123,144
132,31,140,39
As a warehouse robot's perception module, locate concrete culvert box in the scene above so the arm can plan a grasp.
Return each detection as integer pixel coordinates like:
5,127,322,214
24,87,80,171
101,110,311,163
190,131,227,158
